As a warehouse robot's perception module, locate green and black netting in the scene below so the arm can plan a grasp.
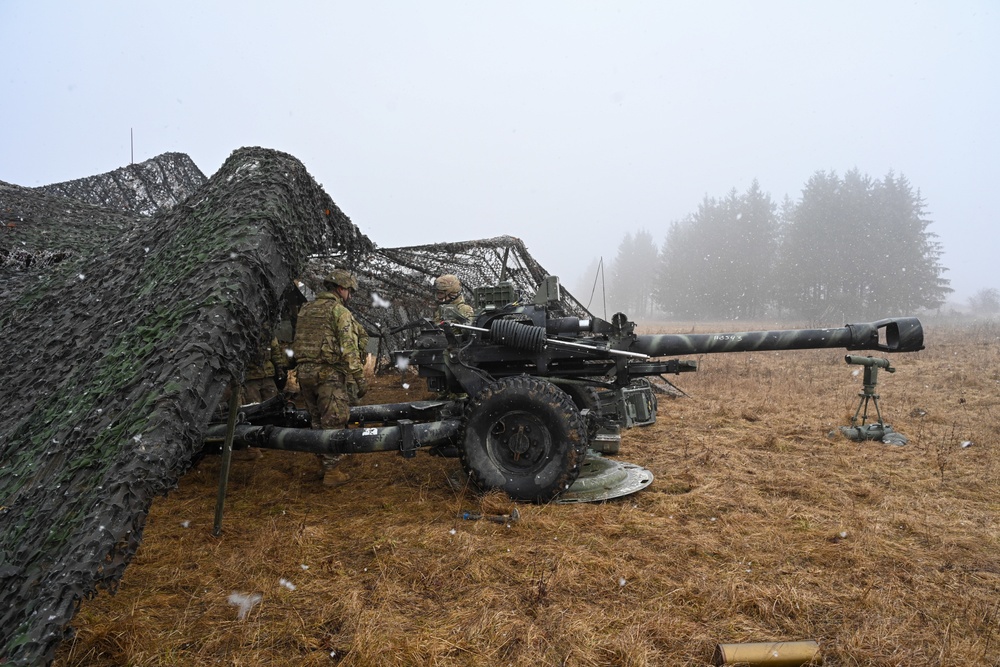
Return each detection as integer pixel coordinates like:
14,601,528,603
325,235,590,362
33,152,209,217
0,146,582,665
0,147,371,665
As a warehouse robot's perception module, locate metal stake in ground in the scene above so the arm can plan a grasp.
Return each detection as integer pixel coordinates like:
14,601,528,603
457,508,521,524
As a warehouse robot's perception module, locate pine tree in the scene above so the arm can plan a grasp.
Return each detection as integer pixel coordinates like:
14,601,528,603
609,230,659,318
778,170,950,319
730,180,778,319
656,185,779,320
778,170,847,320
655,217,701,318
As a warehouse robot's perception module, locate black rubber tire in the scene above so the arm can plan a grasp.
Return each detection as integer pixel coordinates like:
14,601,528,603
560,383,604,442
460,376,589,503
561,384,603,415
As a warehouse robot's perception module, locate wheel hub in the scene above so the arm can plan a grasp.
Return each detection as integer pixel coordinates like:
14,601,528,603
488,412,550,468
507,426,531,457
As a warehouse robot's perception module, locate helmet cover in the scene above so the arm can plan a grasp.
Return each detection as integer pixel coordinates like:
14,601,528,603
325,269,358,291
434,274,461,300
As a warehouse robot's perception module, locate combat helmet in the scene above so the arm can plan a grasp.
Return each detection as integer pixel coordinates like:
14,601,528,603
434,274,462,302
324,268,358,291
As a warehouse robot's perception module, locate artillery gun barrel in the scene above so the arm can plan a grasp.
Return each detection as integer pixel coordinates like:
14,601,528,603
629,317,923,357
450,321,649,359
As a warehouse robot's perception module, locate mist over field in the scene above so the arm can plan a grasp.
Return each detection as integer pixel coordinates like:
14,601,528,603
3,4,998,664
2,2,997,305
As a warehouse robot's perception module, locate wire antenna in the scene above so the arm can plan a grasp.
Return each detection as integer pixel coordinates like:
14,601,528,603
584,257,607,319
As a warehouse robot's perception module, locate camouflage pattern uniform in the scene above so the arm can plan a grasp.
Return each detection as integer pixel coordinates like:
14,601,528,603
348,319,370,405
434,274,474,322
434,295,474,323
242,337,287,404
293,272,366,485
295,290,365,428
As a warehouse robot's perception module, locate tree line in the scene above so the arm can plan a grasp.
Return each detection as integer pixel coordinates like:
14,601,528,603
580,169,954,321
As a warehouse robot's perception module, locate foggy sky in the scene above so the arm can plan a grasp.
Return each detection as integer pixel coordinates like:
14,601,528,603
2,1,996,302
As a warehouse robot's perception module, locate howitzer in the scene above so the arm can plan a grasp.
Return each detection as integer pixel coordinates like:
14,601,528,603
208,276,923,503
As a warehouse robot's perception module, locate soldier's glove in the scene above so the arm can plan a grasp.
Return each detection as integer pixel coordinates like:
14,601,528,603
356,376,369,399
274,368,288,390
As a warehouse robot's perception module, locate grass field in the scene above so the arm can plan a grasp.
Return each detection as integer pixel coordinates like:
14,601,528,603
53,319,1000,666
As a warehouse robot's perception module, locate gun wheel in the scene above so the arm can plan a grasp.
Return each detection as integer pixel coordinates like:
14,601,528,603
460,376,589,503
561,384,604,415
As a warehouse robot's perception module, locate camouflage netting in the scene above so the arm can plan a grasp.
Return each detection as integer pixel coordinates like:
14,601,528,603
34,152,208,216
0,147,371,665
0,147,579,665
1,153,207,279
309,236,591,362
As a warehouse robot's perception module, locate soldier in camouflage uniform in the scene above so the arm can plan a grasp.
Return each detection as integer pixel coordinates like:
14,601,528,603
433,274,474,323
230,336,288,460
292,269,368,487
242,337,288,404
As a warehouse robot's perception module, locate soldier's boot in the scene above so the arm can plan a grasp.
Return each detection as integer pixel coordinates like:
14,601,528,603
320,453,349,487
322,468,350,488
232,447,263,461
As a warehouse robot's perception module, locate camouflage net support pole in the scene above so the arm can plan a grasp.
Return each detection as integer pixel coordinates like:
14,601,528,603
213,382,241,536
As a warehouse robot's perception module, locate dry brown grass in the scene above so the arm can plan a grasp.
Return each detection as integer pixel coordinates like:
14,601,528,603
53,319,1000,666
